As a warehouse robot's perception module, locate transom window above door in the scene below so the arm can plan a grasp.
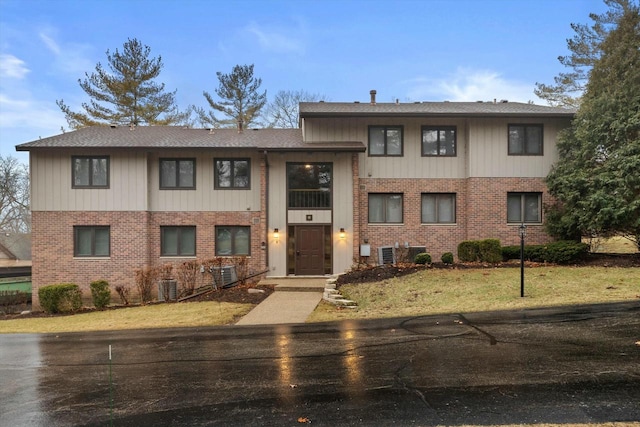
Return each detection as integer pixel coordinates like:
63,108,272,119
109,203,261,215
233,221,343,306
368,126,403,156
287,163,332,209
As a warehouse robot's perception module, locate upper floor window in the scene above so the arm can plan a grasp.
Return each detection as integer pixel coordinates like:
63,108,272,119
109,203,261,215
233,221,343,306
74,226,110,257
160,158,195,189
287,163,332,209
215,159,250,189
422,126,456,156
507,192,542,223
508,124,543,155
368,126,403,156
369,193,403,223
72,156,109,188
421,193,456,223
215,226,250,256
161,226,196,256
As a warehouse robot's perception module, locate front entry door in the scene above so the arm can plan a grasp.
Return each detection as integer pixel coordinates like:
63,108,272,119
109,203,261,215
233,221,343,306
295,226,324,275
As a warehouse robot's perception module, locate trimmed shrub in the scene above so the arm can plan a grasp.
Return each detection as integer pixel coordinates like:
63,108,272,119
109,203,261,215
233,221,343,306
544,241,589,264
90,280,111,309
478,239,502,263
414,253,432,265
441,252,454,264
38,283,82,314
502,241,589,264
458,241,480,262
502,245,521,261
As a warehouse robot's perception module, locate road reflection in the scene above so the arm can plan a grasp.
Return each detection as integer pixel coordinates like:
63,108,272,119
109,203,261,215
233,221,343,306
0,334,46,425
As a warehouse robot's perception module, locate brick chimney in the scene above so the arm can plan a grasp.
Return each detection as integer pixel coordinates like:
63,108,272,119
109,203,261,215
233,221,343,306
237,119,244,133
370,90,377,105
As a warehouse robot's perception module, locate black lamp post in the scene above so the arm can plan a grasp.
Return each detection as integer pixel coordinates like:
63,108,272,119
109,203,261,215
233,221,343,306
519,223,527,297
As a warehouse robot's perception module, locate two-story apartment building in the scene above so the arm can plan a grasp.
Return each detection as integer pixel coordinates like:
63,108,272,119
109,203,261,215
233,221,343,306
17,90,574,307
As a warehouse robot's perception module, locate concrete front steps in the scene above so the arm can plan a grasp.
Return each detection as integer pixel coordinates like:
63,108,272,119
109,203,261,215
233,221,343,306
259,276,357,307
323,277,357,308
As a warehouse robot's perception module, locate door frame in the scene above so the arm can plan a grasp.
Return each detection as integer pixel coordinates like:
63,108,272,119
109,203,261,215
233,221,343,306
287,224,332,275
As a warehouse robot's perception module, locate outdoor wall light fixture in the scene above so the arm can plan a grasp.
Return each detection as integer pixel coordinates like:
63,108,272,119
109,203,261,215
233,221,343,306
273,228,279,240
339,228,346,239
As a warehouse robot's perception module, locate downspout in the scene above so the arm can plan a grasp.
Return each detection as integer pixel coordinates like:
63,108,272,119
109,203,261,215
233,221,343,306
263,150,270,271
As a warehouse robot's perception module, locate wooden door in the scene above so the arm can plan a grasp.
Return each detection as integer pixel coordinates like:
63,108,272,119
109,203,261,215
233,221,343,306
295,226,324,275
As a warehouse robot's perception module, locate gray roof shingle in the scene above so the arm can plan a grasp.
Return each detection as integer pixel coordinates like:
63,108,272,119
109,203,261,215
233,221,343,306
299,101,576,117
16,126,366,152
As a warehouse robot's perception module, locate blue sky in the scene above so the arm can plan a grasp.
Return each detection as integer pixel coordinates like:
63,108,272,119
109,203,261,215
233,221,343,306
1,0,606,162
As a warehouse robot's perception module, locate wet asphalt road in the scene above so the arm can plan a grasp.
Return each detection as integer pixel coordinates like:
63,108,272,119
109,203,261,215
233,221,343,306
1,302,639,426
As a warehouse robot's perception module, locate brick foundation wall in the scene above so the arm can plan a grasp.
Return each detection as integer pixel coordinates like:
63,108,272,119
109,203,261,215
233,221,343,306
358,177,553,263
31,210,266,309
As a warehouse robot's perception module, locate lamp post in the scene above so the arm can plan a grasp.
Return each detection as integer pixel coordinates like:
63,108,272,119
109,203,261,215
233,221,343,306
519,223,527,297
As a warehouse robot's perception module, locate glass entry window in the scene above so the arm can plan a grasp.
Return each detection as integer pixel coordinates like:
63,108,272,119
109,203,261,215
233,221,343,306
287,163,332,209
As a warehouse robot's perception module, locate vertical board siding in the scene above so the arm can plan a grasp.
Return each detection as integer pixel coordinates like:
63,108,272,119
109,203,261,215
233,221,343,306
468,118,565,178
146,150,261,212
31,150,147,211
304,117,467,179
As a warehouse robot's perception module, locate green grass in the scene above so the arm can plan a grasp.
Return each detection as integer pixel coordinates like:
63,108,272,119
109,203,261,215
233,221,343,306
308,266,640,322
0,301,254,334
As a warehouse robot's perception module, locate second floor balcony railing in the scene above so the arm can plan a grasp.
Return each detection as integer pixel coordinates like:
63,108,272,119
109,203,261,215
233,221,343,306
288,189,331,208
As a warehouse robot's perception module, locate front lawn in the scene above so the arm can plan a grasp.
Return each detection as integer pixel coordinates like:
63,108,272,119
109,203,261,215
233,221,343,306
308,265,640,322
0,301,253,334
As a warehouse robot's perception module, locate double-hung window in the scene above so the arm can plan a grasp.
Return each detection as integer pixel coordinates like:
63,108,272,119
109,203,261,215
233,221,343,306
368,194,403,223
215,226,250,256
160,158,195,189
161,226,196,256
421,193,456,223
508,124,543,155
507,192,542,223
422,126,456,156
368,126,403,156
214,159,250,189
72,156,109,188
74,226,110,257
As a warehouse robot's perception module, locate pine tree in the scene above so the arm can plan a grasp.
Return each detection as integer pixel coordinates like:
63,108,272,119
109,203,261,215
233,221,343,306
545,2,640,248
534,0,637,107
197,64,267,129
57,38,187,129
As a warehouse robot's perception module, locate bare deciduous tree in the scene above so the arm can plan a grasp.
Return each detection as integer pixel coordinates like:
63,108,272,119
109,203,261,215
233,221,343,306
263,90,326,128
0,155,30,233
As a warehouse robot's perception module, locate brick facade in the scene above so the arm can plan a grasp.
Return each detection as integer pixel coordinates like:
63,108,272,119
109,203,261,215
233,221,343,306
358,177,553,264
31,210,266,308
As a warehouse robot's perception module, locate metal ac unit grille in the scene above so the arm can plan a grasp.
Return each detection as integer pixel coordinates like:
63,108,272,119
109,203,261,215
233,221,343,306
408,246,426,262
212,266,238,287
378,246,396,265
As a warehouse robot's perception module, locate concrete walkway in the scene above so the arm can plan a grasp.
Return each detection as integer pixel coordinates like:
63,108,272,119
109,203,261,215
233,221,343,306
235,278,326,325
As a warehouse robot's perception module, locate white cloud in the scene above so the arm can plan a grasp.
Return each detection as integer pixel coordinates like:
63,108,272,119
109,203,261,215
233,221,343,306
0,93,64,131
39,31,61,55
245,22,305,54
38,28,94,76
0,54,30,79
404,68,540,103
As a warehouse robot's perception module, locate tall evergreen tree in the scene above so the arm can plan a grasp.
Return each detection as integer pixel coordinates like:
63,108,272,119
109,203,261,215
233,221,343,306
535,0,636,107
197,64,267,129
545,2,640,248
57,38,187,128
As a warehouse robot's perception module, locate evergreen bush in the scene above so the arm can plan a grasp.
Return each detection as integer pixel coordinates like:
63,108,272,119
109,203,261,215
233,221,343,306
38,283,82,314
441,252,454,264
90,280,111,309
414,253,432,265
